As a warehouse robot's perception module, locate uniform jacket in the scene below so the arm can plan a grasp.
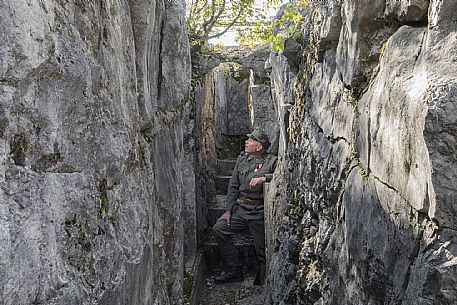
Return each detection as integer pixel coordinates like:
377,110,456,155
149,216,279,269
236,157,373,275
226,151,277,212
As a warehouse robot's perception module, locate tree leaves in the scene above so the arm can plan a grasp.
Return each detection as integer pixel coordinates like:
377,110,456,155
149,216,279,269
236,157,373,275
186,0,255,51
260,0,308,52
186,0,309,53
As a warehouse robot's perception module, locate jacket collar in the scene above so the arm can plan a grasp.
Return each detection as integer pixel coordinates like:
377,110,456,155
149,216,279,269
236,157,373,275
247,152,268,163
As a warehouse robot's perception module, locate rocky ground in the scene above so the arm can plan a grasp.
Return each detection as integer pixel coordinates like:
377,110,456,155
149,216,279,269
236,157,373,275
200,274,265,305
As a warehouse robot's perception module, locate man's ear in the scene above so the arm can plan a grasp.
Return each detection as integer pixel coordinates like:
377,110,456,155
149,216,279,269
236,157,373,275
256,143,263,152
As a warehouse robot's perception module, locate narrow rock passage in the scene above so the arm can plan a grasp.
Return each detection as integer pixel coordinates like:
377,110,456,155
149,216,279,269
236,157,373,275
199,137,265,305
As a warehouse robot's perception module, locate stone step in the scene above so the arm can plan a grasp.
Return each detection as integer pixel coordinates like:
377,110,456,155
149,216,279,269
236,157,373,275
207,195,227,228
217,134,247,160
215,175,231,195
216,159,236,176
202,233,256,276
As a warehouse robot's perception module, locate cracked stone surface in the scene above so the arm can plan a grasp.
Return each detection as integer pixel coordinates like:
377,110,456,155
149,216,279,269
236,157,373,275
0,0,191,304
266,0,457,304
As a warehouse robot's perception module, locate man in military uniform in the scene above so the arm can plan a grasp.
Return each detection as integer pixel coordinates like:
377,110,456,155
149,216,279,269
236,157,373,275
213,128,277,285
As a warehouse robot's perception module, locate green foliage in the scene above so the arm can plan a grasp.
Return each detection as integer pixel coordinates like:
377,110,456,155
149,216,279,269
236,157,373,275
183,275,191,303
236,0,309,51
218,62,250,81
347,94,357,108
358,165,368,177
186,0,256,50
99,195,108,218
379,41,388,61
186,0,308,52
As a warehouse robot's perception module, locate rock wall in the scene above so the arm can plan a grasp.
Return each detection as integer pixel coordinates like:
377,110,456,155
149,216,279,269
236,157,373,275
193,66,250,212
212,65,250,139
267,0,457,304
0,0,191,304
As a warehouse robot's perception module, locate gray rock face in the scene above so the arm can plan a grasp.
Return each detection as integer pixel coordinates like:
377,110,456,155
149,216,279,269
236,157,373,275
0,0,190,304
267,0,457,304
249,83,279,154
193,46,270,80
428,0,457,26
268,53,296,156
336,0,395,91
214,68,250,137
197,69,248,169
385,0,429,21
196,63,270,163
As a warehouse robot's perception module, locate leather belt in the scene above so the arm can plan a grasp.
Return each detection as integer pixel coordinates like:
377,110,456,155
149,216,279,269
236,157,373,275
241,197,264,206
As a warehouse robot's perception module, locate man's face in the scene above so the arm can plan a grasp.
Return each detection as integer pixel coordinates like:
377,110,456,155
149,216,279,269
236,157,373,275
245,137,263,154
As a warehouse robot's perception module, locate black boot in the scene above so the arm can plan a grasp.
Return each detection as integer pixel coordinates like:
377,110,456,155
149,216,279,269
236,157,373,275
214,267,244,284
253,262,266,286
214,238,243,284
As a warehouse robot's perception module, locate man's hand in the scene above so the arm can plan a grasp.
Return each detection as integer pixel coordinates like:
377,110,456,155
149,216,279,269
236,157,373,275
249,176,267,189
218,210,231,226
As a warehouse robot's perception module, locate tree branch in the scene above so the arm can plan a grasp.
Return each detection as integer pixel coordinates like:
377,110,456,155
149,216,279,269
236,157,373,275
207,4,244,39
193,0,208,18
202,0,223,34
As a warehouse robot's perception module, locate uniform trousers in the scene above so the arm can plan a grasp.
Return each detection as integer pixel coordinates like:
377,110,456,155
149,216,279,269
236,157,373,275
213,202,266,268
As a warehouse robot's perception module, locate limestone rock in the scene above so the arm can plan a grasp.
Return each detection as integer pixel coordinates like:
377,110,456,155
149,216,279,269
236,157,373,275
268,52,297,156
336,0,395,90
267,0,457,304
249,84,279,154
428,0,457,27
385,0,429,21
0,0,191,304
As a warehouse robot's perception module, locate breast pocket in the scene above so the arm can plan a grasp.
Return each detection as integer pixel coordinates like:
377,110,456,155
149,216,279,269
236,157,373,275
238,165,249,178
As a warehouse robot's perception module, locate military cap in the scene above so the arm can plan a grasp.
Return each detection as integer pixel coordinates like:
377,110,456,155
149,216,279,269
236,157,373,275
247,128,271,150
